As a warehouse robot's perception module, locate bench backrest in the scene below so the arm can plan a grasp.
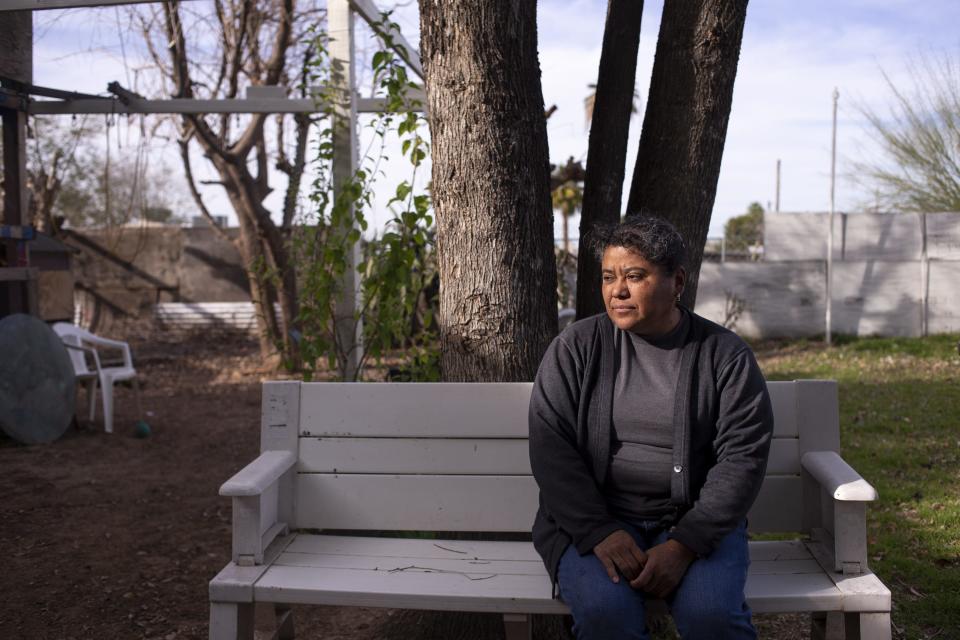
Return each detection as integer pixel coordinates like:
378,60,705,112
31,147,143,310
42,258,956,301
260,380,841,535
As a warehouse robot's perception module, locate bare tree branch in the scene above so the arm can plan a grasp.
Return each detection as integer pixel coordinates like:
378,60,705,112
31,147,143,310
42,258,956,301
177,134,234,244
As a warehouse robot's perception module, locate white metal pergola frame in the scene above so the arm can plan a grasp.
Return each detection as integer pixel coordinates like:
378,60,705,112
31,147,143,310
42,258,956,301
0,0,425,378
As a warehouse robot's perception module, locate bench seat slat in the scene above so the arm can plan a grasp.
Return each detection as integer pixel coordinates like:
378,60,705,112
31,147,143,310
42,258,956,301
275,552,548,576
274,551,822,577
284,534,542,562
249,535,876,615
254,563,568,614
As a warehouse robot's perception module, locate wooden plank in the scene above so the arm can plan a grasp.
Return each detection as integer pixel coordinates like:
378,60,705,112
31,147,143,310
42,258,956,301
797,380,841,455
748,540,814,562
299,437,531,475
299,383,533,438
261,382,301,454
209,533,297,603
806,540,892,612
766,381,798,437
285,534,544,562
275,552,547,576
298,381,798,438
749,559,823,575
300,435,796,475
768,437,800,475
254,563,568,614
744,572,841,613
276,549,818,577
251,548,843,615
748,475,804,533
294,474,539,532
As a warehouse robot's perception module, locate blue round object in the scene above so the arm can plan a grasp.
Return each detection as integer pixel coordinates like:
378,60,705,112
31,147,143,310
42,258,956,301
133,420,151,439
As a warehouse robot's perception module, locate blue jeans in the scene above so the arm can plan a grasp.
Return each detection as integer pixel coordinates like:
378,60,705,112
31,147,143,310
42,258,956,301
557,520,755,640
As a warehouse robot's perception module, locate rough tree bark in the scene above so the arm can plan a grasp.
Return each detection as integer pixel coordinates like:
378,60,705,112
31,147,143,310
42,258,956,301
419,0,558,382
626,0,749,309
409,1,565,636
575,0,644,320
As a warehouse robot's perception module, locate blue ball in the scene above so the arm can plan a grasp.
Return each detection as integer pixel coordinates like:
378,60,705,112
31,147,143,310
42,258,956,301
134,421,151,439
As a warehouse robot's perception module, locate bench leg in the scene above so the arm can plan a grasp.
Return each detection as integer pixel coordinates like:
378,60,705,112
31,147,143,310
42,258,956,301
275,604,295,640
845,612,891,640
811,612,844,640
209,601,254,640
503,613,531,640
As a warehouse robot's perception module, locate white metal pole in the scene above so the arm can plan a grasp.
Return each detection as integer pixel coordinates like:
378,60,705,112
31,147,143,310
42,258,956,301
920,212,929,337
329,0,362,379
775,158,781,212
826,88,838,346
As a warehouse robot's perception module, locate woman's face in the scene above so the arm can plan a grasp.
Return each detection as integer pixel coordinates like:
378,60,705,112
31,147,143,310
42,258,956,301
601,245,685,336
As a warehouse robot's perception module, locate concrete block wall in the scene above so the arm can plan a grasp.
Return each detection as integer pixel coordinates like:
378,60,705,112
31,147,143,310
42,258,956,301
701,212,960,337
67,226,249,332
764,212,960,262
698,258,959,338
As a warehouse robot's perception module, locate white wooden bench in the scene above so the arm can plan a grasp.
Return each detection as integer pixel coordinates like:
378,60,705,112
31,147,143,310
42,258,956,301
154,302,280,332
209,380,891,640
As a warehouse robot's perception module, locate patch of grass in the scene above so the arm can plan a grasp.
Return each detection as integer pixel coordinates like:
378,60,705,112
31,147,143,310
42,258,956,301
757,334,960,640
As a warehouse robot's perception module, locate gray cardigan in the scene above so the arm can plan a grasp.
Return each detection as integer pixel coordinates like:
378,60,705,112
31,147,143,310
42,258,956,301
528,310,774,583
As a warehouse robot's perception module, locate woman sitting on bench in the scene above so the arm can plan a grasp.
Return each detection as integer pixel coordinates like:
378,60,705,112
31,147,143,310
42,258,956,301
529,216,774,639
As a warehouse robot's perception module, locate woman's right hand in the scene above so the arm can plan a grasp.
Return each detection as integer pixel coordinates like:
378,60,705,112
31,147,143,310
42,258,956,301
593,529,648,583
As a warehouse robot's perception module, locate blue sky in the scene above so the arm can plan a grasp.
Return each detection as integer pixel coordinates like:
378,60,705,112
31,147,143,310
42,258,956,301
28,0,960,241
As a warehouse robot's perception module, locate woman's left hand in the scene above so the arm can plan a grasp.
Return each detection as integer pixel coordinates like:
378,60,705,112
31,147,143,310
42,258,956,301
629,539,696,598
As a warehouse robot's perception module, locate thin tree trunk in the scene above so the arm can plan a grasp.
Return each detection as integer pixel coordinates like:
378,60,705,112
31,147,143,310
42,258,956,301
419,0,557,382
626,0,749,308
155,0,302,366
576,0,644,320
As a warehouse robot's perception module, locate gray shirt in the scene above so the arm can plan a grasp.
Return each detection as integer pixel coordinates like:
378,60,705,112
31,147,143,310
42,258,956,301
606,312,689,524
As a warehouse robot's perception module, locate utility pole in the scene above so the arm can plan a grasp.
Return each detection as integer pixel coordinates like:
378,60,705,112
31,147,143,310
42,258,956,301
826,88,838,346
775,158,781,212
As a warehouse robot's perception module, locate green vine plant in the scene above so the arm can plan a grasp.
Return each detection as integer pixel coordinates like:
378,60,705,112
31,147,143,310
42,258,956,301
291,13,438,382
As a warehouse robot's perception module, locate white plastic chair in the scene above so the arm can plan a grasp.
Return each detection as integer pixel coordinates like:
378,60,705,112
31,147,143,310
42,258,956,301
52,323,139,434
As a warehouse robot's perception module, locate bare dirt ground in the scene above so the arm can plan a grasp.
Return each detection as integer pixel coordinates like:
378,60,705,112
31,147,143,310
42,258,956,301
0,331,805,639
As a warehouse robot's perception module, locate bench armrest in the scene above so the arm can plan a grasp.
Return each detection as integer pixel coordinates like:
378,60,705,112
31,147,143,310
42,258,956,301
801,451,878,501
220,451,295,497
801,451,878,575
222,451,296,566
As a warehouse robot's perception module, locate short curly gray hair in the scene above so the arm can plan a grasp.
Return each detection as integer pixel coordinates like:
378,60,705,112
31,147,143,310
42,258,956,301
591,216,686,274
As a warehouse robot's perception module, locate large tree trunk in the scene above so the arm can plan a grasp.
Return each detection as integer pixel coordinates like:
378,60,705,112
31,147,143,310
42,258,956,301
575,0,644,320
410,1,564,637
626,0,749,309
419,0,558,382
